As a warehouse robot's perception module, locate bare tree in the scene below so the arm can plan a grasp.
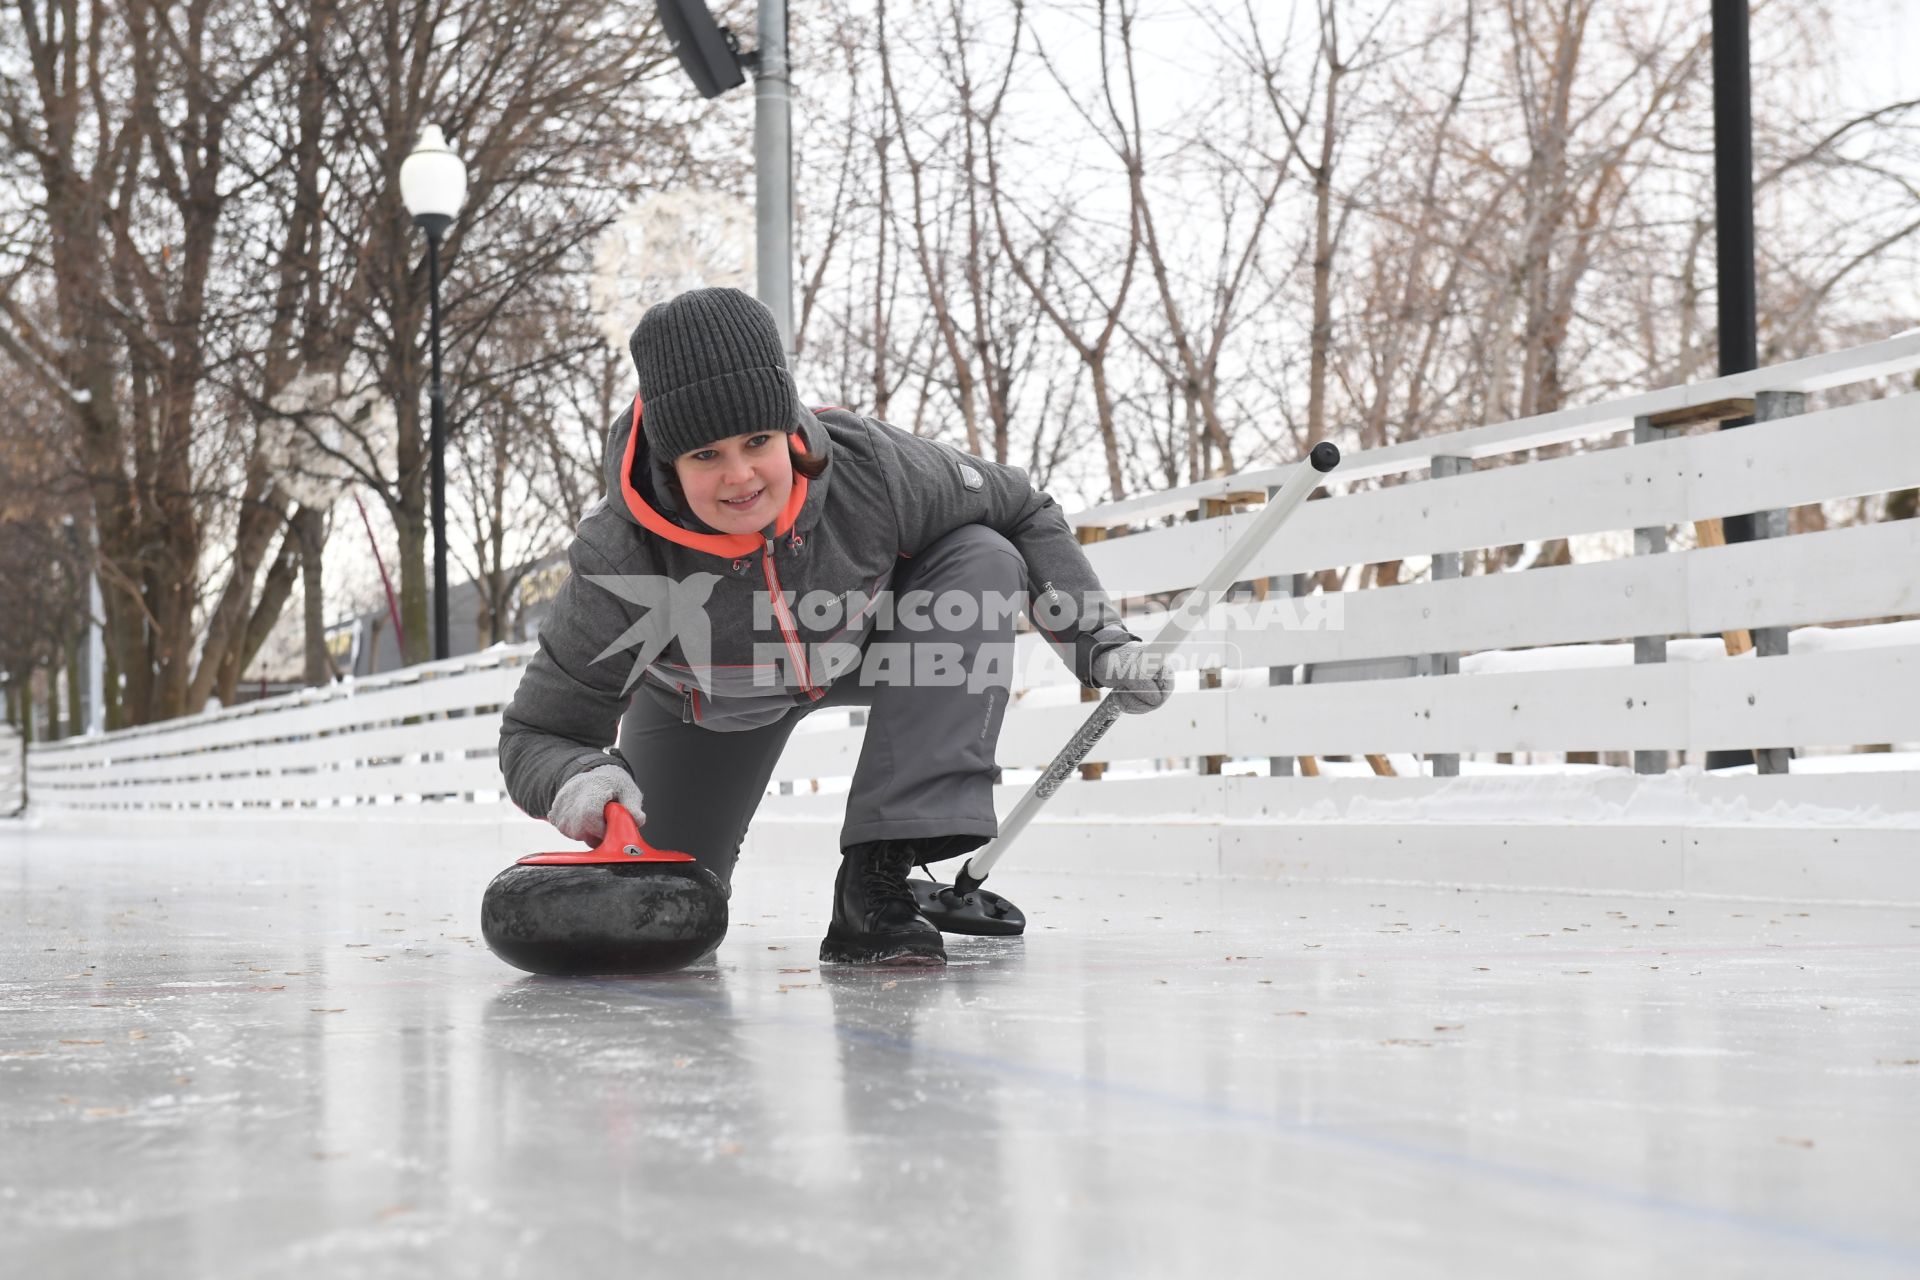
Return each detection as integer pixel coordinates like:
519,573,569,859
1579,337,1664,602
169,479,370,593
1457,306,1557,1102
272,0,694,664
981,1,1142,500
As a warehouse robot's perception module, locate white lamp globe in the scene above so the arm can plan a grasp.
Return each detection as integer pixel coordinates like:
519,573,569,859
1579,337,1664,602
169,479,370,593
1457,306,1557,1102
400,125,467,228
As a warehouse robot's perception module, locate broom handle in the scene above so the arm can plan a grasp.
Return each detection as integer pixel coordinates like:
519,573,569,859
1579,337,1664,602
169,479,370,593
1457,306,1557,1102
953,442,1341,893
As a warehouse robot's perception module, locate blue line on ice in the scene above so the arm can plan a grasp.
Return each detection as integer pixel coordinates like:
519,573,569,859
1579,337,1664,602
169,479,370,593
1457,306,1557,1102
603,981,1920,1268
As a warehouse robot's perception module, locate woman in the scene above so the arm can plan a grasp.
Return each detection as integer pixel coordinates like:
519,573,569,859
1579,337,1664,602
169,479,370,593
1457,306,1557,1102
499,288,1170,966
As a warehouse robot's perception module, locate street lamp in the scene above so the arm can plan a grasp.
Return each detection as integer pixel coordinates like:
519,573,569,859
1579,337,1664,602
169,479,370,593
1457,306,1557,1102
400,124,467,662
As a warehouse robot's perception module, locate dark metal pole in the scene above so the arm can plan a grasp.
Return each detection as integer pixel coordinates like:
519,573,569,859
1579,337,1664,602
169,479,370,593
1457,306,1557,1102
1709,1,1758,770
426,225,450,662
755,0,793,357
1712,0,1757,387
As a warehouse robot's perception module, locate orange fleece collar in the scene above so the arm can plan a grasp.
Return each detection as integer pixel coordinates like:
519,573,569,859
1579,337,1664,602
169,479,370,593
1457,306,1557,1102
618,395,810,556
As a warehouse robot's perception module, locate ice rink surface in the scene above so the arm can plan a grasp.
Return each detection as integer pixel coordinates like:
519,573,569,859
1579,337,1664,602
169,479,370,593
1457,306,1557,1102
3,819,1919,1279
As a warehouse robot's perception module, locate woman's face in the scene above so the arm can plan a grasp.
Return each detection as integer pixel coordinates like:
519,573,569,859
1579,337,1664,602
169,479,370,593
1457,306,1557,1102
673,431,795,535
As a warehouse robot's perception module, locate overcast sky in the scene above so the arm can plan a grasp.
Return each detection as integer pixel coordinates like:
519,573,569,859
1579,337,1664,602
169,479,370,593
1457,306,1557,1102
1835,1,1920,113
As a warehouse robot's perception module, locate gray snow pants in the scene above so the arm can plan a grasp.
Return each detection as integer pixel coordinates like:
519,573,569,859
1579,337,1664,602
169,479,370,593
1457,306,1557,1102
617,523,1024,892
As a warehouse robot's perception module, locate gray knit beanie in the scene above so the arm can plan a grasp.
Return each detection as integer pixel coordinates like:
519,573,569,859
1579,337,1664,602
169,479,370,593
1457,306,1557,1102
628,287,801,462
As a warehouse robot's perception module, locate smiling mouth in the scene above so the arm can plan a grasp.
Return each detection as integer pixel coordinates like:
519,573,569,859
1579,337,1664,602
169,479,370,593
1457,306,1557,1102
721,489,764,509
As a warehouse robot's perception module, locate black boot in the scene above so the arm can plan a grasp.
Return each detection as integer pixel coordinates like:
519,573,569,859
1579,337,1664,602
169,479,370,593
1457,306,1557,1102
820,840,948,966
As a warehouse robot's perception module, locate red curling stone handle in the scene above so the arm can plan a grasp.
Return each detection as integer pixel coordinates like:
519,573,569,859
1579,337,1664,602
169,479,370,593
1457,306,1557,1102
518,800,698,866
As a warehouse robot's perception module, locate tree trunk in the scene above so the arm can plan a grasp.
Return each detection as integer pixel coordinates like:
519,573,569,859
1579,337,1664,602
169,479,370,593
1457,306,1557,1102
217,524,303,707
295,507,331,686
1307,64,1342,446
46,651,64,740
104,641,121,731
1089,360,1126,503
65,636,83,738
872,127,892,420
185,461,289,713
397,506,430,666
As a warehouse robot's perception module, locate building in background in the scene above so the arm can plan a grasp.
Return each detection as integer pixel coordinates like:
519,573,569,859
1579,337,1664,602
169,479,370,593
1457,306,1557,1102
244,551,570,697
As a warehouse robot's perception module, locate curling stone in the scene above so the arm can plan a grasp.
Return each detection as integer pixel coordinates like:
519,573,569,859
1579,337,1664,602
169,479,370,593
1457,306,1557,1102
481,802,727,976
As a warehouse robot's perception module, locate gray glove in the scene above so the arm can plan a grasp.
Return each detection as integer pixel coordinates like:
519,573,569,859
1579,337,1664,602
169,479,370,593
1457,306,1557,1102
547,764,646,842
1090,640,1174,714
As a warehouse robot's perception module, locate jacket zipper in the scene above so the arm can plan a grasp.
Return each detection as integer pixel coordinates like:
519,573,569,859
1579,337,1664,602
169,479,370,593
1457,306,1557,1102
673,682,704,724
761,536,823,701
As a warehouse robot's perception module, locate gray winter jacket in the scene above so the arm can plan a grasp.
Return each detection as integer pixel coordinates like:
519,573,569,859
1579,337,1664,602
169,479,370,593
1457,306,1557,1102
497,396,1134,819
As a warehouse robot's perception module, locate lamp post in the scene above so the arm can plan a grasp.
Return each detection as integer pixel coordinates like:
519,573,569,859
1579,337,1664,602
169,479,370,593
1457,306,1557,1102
399,124,467,662
655,0,792,356
752,0,793,358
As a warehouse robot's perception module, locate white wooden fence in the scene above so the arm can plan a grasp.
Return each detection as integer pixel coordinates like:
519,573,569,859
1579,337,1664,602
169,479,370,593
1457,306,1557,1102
22,335,1920,903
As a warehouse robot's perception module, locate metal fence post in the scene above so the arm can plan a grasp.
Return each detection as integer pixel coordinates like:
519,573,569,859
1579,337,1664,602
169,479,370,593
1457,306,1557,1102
1749,390,1801,775
1632,415,1680,774
1198,491,1266,777
1267,546,1306,777
1076,524,1113,780
1427,456,1473,778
